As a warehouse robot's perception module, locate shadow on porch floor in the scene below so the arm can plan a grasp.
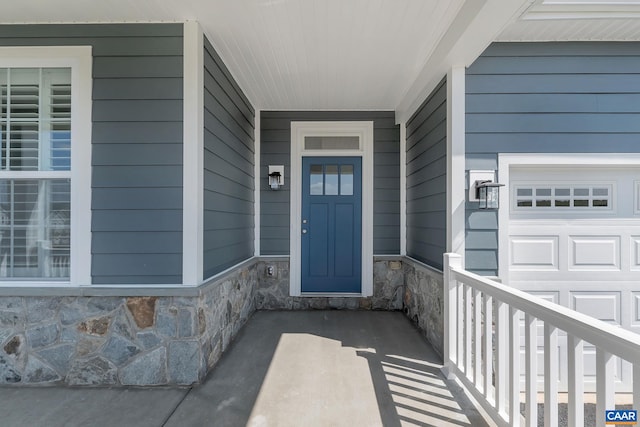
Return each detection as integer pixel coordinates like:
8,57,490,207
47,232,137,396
165,310,489,427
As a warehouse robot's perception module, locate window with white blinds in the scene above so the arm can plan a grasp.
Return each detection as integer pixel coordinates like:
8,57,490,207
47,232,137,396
0,68,71,279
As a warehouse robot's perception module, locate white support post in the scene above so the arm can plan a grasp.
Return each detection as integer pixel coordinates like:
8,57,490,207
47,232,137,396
182,21,204,286
509,307,521,427
442,253,461,379
525,314,538,427
400,122,407,256
254,111,261,256
567,334,584,427
446,67,466,263
544,324,558,427
596,349,615,427
496,300,508,418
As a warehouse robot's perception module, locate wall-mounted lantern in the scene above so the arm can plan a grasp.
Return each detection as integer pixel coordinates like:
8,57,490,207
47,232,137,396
469,170,504,210
268,165,284,190
476,180,504,209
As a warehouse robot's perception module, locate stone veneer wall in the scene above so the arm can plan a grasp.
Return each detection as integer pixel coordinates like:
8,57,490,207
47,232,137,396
402,258,445,357
0,256,445,386
255,258,404,311
0,261,256,386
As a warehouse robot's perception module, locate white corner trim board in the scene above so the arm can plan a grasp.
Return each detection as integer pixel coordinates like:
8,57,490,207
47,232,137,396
182,21,205,286
289,121,374,297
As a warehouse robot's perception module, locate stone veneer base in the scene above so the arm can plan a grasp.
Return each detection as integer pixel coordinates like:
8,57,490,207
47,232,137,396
0,256,443,386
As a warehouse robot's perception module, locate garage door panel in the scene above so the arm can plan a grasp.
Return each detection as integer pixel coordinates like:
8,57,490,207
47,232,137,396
631,236,640,270
570,292,620,324
509,236,558,270
506,164,640,392
631,293,640,327
569,236,620,270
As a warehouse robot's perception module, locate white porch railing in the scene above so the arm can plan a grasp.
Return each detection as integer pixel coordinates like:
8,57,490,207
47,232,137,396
443,253,640,427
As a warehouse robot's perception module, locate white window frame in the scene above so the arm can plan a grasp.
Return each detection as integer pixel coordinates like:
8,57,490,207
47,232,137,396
290,121,374,297
511,182,615,212
0,46,92,287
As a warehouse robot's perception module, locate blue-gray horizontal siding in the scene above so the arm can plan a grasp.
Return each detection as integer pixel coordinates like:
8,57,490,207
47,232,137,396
406,77,447,270
203,36,255,279
466,42,640,276
0,24,184,284
260,111,400,255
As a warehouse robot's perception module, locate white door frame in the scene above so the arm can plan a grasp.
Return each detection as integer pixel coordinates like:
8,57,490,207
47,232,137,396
498,153,640,284
290,121,374,297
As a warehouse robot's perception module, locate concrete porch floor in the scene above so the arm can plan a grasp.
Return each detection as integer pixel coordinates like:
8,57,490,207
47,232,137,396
0,311,490,427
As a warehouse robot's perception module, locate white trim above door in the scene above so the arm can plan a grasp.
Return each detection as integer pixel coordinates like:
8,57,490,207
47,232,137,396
290,121,374,297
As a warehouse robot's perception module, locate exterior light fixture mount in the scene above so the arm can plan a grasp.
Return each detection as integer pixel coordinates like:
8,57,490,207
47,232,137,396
268,165,284,190
469,170,504,210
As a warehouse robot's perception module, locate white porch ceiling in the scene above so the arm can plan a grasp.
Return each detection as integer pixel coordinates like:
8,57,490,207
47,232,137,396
3,0,638,117
0,0,533,117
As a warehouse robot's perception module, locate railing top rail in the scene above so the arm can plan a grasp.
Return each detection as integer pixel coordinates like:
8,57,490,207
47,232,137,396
449,265,640,365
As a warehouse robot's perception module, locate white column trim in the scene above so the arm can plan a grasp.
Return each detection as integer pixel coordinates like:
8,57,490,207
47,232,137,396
72,47,93,286
254,111,261,256
400,122,407,256
182,21,204,286
289,121,374,297
446,67,466,265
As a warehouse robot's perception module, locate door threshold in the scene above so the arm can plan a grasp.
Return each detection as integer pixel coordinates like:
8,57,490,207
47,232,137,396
300,292,363,298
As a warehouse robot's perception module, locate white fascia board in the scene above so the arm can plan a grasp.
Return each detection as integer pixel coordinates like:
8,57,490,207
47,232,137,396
182,21,204,286
395,0,536,123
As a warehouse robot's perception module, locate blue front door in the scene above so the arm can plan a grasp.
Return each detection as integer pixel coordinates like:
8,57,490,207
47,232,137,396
301,157,362,293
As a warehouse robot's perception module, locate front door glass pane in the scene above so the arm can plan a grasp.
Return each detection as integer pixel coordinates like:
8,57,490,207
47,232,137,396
310,164,323,195
325,165,339,195
341,165,353,195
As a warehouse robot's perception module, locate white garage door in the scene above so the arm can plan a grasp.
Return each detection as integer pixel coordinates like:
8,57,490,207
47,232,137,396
505,165,640,392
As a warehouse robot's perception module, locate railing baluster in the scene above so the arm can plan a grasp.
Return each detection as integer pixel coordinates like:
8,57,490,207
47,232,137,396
465,283,473,378
635,363,640,416
457,278,464,372
442,254,640,427
510,307,521,427
484,293,493,402
596,349,615,427
496,300,508,418
525,314,537,427
475,288,482,388
544,324,558,427
567,334,583,427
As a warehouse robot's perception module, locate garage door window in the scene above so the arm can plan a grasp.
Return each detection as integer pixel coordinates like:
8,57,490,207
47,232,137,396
514,184,612,210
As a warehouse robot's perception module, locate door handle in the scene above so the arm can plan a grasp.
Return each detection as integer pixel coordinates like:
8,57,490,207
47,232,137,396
302,229,308,234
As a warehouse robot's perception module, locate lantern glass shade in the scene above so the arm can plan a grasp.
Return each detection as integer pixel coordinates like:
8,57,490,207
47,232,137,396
476,181,503,210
